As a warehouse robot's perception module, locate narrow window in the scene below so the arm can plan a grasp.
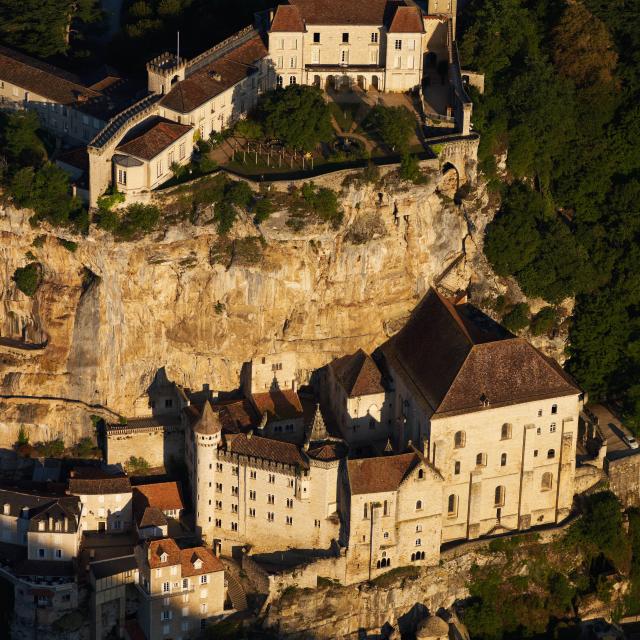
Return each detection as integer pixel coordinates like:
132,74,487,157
541,472,553,491
501,423,512,440
551,404,558,415
363,503,368,519
454,431,466,448
342,32,349,43
395,39,402,50
454,461,461,475
476,452,486,467
501,453,507,467
447,494,457,516
494,486,505,507
371,32,378,43
383,500,388,516
415,500,422,511
313,32,320,43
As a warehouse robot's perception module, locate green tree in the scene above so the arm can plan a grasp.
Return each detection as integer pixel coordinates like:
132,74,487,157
16,425,29,446
530,306,556,336
259,85,333,151
501,303,530,333
364,105,415,152
2,111,46,168
12,263,41,296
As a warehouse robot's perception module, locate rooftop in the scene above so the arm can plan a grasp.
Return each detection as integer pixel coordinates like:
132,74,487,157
330,349,385,398
116,118,193,162
223,432,309,468
161,33,268,114
133,481,183,513
381,288,581,417
251,389,304,421
347,452,421,494
68,470,131,496
287,0,416,26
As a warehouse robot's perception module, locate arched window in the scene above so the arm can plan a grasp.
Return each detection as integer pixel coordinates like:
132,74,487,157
376,560,381,569
418,469,424,479
289,75,297,85
447,494,457,516
454,431,466,448
541,472,553,491
411,552,416,562
501,423,512,440
415,500,423,511
501,453,507,467
476,452,487,466
494,485,505,507
551,404,558,415
277,75,283,87
547,448,556,459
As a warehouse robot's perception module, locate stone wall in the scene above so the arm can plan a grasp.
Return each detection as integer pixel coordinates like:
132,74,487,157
606,453,640,508
106,426,184,468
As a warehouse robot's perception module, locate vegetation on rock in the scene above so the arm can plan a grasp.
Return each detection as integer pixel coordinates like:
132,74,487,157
12,262,41,296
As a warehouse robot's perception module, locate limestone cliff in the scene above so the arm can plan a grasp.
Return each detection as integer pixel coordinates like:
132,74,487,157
0,171,475,444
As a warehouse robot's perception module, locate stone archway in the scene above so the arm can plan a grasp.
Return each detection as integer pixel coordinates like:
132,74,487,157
439,161,460,198
371,75,379,91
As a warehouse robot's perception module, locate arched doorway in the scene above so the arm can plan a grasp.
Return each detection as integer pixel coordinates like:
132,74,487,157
357,75,366,90
371,75,379,91
325,75,335,91
440,161,460,199
313,74,321,88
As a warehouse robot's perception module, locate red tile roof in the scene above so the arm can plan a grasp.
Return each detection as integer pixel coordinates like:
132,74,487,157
381,288,581,417
251,389,304,421
330,349,385,398
133,481,183,513
145,539,223,575
161,34,268,114
218,398,260,433
116,118,192,161
223,432,309,468
271,5,306,31
388,5,424,32
347,452,420,494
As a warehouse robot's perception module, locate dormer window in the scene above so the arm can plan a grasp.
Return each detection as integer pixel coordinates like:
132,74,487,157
38,520,45,531
3,503,9,515
193,558,203,570
160,552,168,563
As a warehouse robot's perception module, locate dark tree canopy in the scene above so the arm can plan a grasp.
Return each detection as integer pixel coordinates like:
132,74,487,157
258,85,333,151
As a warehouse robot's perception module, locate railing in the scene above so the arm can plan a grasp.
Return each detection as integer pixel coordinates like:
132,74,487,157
89,93,162,150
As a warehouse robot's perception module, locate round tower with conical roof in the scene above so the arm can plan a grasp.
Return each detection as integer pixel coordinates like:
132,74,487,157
192,400,222,544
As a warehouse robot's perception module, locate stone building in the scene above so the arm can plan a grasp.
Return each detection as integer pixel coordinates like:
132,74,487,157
134,538,225,639
379,288,582,542
326,349,390,449
68,470,133,532
186,400,345,556
341,449,443,583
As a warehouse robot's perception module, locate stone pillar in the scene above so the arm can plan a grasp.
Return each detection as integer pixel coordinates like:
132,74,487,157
518,424,537,530
467,470,483,539
556,426,576,521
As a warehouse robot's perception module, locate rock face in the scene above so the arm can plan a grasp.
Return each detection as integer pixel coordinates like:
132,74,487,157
0,174,473,444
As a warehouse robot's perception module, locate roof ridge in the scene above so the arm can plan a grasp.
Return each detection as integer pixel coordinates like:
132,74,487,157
432,288,475,345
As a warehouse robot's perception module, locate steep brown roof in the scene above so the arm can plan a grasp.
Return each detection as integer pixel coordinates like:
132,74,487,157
69,473,131,496
194,400,223,435
223,433,309,468
133,481,183,513
381,288,581,417
330,349,385,398
116,119,192,161
270,4,306,31
161,34,268,114
138,506,167,528
147,538,181,568
218,398,260,433
180,547,223,577
289,0,404,25
251,389,304,421
347,452,420,494
388,5,424,32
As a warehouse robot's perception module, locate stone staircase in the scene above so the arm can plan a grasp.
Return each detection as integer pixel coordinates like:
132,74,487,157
225,571,248,611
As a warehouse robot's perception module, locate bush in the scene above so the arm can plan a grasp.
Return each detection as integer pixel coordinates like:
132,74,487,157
114,203,161,241
97,187,125,212
58,238,78,252
196,139,212,154
399,153,423,183
530,306,557,336
225,181,254,208
125,455,151,474
73,437,95,458
301,182,343,227
361,161,380,184
254,197,274,223
213,200,238,235
35,438,65,458
12,262,41,296
502,302,530,333
195,155,218,174
16,425,29,447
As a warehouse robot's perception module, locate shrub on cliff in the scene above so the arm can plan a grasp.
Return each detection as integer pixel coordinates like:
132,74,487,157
112,203,161,241
530,306,557,336
364,105,415,152
501,303,530,333
12,262,41,297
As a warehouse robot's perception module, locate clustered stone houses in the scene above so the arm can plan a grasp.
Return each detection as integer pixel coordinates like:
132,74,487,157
0,0,466,207
0,287,589,638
